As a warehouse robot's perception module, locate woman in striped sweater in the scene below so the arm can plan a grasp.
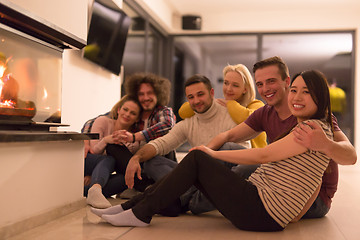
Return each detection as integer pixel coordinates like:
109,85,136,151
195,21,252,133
91,70,334,232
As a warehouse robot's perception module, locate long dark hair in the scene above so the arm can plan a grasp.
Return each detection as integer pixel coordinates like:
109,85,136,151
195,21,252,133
275,70,333,141
291,70,333,129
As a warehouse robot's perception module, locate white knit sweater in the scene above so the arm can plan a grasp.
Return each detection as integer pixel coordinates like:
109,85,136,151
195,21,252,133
149,100,250,156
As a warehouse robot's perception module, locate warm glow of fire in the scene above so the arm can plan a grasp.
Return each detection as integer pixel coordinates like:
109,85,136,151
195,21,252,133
0,79,3,97
0,99,15,108
42,87,48,100
0,65,6,78
0,57,8,107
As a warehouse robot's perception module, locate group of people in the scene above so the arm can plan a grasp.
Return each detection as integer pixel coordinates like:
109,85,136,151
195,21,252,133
84,56,356,232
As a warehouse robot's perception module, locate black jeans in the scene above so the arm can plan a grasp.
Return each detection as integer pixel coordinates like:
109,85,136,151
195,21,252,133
106,144,154,192
122,150,283,232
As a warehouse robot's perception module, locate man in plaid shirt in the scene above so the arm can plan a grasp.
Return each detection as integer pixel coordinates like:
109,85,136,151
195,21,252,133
104,73,177,192
122,72,176,144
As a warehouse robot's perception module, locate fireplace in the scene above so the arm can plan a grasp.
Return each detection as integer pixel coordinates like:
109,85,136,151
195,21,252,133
0,1,99,138
0,25,61,125
0,1,87,132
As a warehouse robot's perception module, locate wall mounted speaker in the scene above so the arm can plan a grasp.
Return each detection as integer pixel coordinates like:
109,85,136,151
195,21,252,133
131,17,145,31
182,15,202,30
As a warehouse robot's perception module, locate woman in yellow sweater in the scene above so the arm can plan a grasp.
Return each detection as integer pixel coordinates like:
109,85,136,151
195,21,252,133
179,64,267,148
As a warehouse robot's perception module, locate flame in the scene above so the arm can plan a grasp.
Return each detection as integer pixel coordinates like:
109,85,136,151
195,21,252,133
0,99,15,108
0,65,6,78
0,78,3,96
42,87,48,100
0,56,8,105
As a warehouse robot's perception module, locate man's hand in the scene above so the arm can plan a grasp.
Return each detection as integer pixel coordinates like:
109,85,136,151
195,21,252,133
125,157,142,189
293,121,328,152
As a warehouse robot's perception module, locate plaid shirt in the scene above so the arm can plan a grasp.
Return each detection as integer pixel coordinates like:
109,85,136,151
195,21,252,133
135,105,175,142
81,112,110,133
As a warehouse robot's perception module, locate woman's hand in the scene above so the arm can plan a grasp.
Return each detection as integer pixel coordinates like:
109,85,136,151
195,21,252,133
112,130,133,144
190,145,215,158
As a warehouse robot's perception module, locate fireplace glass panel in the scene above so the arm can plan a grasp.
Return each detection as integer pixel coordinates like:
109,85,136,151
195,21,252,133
0,24,62,123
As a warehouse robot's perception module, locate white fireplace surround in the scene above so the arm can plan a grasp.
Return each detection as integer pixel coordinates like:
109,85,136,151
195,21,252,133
0,1,98,238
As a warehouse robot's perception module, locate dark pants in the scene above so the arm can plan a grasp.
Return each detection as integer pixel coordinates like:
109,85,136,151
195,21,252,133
180,143,244,214
121,150,283,232
106,144,154,192
83,153,127,197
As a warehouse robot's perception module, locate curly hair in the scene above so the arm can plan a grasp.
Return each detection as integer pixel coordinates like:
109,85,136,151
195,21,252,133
124,73,171,106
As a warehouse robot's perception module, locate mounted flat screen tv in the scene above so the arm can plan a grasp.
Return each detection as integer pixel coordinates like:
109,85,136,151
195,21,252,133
83,0,131,75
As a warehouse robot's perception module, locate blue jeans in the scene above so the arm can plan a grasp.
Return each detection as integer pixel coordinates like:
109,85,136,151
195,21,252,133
143,155,178,181
83,153,127,198
302,196,329,219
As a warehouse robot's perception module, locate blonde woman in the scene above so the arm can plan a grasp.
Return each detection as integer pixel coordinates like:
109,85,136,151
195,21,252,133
179,64,267,148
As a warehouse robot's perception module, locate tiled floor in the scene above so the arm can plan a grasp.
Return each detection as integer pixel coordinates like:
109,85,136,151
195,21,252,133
6,164,360,240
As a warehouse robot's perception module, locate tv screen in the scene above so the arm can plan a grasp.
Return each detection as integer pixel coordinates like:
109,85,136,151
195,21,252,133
83,0,131,75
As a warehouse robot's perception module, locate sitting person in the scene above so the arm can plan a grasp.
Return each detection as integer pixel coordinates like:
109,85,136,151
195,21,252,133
178,64,267,214
207,56,356,219
91,70,339,231
104,73,177,187
84,95,142,208
113,74,250,217
179,64,267,148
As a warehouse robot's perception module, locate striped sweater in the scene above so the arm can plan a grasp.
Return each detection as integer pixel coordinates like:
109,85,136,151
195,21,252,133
248,119,333,228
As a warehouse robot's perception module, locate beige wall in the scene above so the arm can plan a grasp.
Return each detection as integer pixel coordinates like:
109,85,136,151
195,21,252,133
7,0,88,40
0,141,84,228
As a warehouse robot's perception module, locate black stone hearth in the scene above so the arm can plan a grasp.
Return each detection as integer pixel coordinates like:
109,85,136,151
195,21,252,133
0,121,98,142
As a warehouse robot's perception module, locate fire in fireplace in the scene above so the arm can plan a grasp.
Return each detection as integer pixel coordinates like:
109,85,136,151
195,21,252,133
0,1,86,131
0,25,62,124
0,53,36,121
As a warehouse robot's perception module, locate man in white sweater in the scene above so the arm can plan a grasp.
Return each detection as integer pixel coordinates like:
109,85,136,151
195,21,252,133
123,75,249,216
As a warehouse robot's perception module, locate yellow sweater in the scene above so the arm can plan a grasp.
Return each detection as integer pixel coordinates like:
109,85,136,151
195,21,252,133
178,100,267,148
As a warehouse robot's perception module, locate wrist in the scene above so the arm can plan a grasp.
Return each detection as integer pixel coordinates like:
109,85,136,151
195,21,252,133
131,155,140,163
132,133,136,143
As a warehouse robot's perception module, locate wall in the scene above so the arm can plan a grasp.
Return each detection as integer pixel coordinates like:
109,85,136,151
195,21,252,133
136,0,360,152
6,0,88,40
0,141,84,230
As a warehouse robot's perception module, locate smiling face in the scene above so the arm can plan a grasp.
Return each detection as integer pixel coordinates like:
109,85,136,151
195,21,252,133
117,100,141,127
254,65,290,108
137,83,157,112
185,82,214,114
288,76,318,122
223,71,246,102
